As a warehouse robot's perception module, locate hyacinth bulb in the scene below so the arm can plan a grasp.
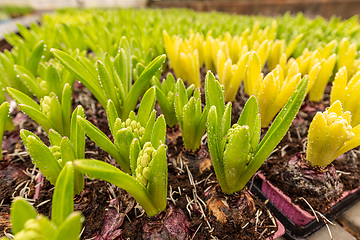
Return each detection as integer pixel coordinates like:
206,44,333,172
306,100,360,167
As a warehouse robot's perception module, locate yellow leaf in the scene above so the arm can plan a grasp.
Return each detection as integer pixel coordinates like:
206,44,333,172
330,67,347,105
285,34,303,58
327,100,343,116
245,51,261,95
216,50,227,85
319,121,348,166
224,52,250,102
256,40,270,69
309,53,337,102
222,59,233,93
307,112,327,166
307,62,321,94
268,39,284,71
344,80,360,126
321,40,337,59
249,21,260,48
334,125,360,159
297,55,312,75
262,73,300,127
285,59,299,83
203,37,215,72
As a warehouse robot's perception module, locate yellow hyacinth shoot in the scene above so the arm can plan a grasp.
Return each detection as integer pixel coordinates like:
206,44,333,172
330,67,360,127
254,65,301,127
216,50,250,102
163,30,201,88
307,100,360,167
268,39,285,71
244,51,261,95
180,49,201,88
308,53,337,102
285,33,304,58
337,38,357,79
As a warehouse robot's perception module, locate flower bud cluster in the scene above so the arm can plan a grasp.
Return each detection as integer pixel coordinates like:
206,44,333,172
121,119,145,137
50,146,62,161
15,219,44,240
135,142,156,187
41,96,52,118
224,124,241,149
322,108,354,141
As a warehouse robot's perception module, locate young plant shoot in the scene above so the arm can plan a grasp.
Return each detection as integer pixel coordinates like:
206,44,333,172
74,127,167,217
330,66,360,127
254,65,302,127
152,73,194,127
20,106,85,194
0,102,10,160
205,71,308,194
51,37,166,120
7,83,72,137
306,100,360,167
77,87,166,174
175,79,208,151
7,162,83,240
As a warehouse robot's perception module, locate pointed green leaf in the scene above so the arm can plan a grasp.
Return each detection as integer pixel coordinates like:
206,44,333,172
223,126,249,193
22,133,61,185
52,162,74,227
7,87,40,111
70,106,85,159
106,100,119,137
155,86,177,127
151,115,166,149
74,159,160,216
137,87,156,127
220,103,232,144
53,212,83,240
26,40,44,76
10,198,37,234
14,65,44,99
182,97,196,150
60,137,76,163
141,110,156,146
120,36,132,94
19,104,55,134
120,54,166,120
207,106,229,192
205,71,225,121
49,129,62,147
50,96,64,136
61,83,72,137
76,116,130,173
97,60,121,111
130,138,141,176
148,144,168,211
45,64,62,98
51,49,107,108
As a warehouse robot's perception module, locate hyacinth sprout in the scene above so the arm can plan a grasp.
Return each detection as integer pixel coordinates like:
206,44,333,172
306,100,360,167
330,66,360,127
205,71,308,194
77,87,166,174
74,136,167,217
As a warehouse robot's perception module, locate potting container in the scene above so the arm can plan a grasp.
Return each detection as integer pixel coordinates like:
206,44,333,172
252,173,360,239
